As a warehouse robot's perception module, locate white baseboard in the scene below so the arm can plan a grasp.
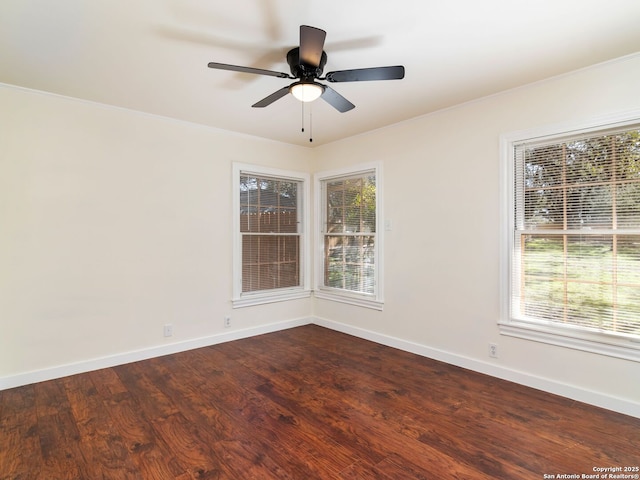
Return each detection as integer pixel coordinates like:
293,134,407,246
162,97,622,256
0,317,312,391
2,315,638,419
312,316,640,419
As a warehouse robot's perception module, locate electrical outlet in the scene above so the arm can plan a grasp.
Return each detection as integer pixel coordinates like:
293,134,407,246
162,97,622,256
224,316,231,328
489,343,498,358
164,324,174,337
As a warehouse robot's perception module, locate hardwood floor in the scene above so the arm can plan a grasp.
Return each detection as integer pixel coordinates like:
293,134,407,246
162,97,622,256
1,325,638,479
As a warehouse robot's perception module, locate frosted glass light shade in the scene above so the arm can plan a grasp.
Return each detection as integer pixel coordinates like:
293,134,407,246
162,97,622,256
290,82,324,102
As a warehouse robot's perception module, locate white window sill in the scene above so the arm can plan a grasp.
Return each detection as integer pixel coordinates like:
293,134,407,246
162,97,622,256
232,289,311,308
314,289,384,311
499,319,640,362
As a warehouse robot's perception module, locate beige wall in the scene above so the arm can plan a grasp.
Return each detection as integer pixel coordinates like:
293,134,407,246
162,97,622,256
313,53,640,410
0,86,313,378
1,53,639,413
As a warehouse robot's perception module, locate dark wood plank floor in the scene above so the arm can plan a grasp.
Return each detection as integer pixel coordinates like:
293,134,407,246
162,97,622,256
1,325,639,479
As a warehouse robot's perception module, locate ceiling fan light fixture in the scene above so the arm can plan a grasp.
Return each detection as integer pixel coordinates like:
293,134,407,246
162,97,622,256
290,81,324,102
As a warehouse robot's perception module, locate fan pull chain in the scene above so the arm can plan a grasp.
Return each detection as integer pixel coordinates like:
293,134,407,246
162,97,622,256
300,103,314,142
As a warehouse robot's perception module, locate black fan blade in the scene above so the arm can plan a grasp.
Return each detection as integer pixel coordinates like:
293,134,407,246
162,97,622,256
252,86,291,108
208,62,290,78
299,25,326,67
321,86,355,113
325,65,405,83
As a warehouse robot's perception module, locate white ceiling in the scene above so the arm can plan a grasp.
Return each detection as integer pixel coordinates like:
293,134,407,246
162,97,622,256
2,0,639,147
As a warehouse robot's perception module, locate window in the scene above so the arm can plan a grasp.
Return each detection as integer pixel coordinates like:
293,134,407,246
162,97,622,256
501,115,640,360
232,164,310,307
315,164,383,310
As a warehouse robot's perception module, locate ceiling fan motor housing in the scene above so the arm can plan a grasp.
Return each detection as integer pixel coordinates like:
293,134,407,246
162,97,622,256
287,48,327,80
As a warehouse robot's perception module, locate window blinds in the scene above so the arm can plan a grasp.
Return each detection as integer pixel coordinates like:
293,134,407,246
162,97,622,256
512,127,640,337
322,172,376,295
240,174,301,293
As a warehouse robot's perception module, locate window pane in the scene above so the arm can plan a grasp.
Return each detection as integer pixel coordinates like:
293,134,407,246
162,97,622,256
615,132,640,181
321,169,378,298
521,234,640,331
617,236,640,284
617,183,640,228
324,235,375,294
615,236,640,335
524,144,564,189
522,235,564,280
565,138,613,185
566,185,612,229
240,175,299,234
514,126,640,339
615,286,640,335
242,235,299,293
565,281,614,329
524,188,564,229
566,236,614,283
325,175,376,233
522,277,565,321
522,131,640,231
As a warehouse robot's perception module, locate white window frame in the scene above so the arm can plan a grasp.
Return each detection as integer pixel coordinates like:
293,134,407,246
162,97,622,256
314,162,384,310
499,110,640,361
232,163,311,308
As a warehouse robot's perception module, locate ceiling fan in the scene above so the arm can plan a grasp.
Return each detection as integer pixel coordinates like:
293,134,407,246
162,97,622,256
207,25,405,113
